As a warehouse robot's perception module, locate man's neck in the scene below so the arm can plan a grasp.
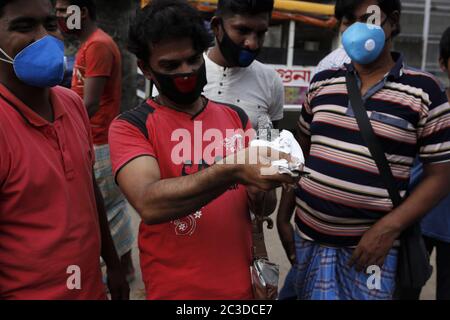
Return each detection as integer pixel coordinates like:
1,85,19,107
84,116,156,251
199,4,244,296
353,47,396,95
0,75,53,122
79,21,98,43
354,48,396,79
156,95,205,116
207,44,233,68
446,87,450,102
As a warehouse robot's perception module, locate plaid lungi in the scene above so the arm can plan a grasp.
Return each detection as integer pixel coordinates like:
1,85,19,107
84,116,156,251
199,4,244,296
292,231,398,300
94,144,134,258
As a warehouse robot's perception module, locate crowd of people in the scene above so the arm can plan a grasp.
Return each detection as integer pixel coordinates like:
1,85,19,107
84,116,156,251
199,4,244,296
0,0,449,300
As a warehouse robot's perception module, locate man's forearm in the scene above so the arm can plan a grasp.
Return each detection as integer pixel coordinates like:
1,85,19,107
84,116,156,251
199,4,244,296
93,176,121,268
86,102,100,118
379,163,450,233
138,164,239,225
277,187,297,264
84,77,107,118
278,188,296,224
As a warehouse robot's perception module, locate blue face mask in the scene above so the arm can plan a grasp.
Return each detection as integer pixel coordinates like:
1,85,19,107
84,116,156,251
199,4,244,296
342,22,386,65
0,35,65,88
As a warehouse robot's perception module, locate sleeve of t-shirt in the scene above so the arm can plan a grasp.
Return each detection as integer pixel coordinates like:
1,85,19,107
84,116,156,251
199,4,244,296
269,71,285,122
417,79,450,164
84,41,115,78
297,76,317,137
109,118,156,179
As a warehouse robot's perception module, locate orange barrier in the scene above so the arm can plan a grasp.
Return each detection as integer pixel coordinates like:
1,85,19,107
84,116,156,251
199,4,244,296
141,0,337,28
142,0,335,17
272,12,338,29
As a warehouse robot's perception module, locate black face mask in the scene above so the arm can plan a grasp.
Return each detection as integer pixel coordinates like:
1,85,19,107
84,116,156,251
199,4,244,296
151,61,207,105
218,20,260,67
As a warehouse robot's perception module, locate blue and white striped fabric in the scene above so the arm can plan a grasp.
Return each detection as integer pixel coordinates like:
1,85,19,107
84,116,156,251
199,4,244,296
94,144,134,258
291,232,398,300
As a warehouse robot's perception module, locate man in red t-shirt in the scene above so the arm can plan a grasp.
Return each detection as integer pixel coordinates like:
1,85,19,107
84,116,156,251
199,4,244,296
109,0,296,300
55,0,135,279
0,0,128,299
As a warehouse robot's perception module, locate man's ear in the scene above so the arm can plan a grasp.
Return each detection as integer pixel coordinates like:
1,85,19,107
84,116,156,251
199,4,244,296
137,59,153,81
210,16,221,39
439,58,448,73
338,21,346,34
389,11,400,36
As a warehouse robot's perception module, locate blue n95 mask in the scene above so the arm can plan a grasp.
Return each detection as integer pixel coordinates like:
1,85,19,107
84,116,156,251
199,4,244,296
0,35,65,88
342,22,386,65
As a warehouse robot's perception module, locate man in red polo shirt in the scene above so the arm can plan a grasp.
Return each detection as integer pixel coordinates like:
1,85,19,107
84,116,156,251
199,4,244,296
109,0,296,300
0,0,128,299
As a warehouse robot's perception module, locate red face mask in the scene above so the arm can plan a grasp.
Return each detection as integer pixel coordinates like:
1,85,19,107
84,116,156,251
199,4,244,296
151,61,208,105
57,17,82,36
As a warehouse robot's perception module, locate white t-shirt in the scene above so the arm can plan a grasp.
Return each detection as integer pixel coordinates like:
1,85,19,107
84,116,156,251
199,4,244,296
314,47,350,76
203,52,285,129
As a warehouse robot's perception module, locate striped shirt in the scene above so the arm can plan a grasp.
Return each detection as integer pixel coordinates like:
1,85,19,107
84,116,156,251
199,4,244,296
296,52,450,247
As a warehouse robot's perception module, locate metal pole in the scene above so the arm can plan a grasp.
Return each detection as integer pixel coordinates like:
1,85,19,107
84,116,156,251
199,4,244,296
421,0,432,70
287,20,295,67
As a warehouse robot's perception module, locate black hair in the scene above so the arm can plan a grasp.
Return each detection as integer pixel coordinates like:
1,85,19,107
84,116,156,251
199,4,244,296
440,27,450,68
335,0,402,37
128,0,212,64
216,0,274,18
69,0,96,21
0,0,14,18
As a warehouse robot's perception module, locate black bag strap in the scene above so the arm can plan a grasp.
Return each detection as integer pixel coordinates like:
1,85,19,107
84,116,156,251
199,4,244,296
345,72,403,208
